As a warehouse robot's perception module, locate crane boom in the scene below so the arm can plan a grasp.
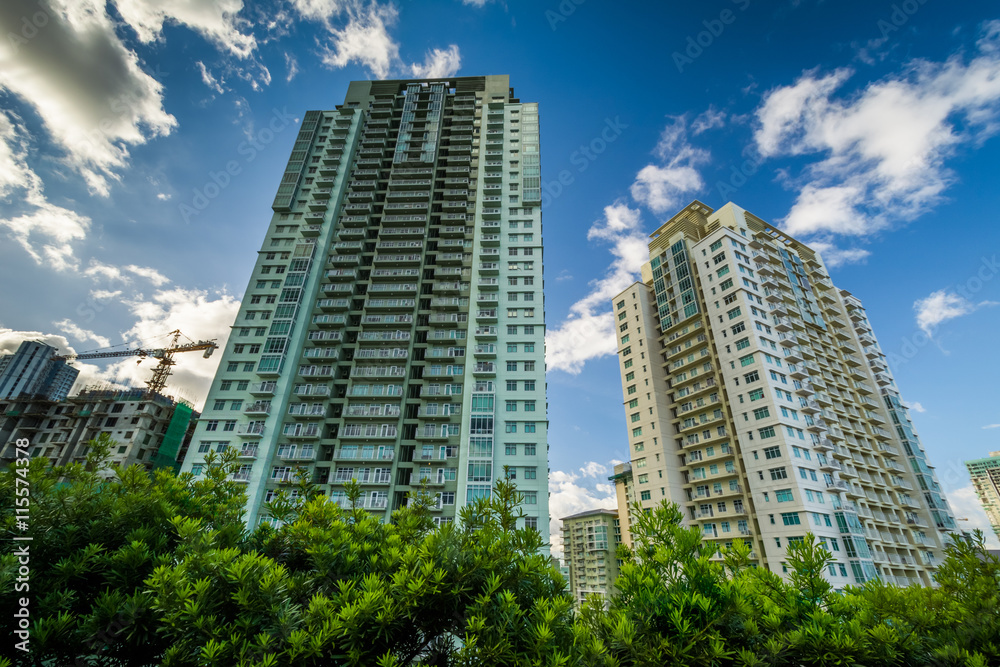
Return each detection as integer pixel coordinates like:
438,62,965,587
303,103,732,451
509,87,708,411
60,329,217,396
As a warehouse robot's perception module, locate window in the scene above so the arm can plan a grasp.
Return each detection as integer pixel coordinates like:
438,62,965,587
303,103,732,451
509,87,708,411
769,466,787,480
739,354,754,367
727,307,741,320
640,490,651,501
775,489,794,502
781,512,801,526
743,371,759,383
524,380,536,391
525,401,536,412
758,426,776,439
748,389,764,401
506,400,517,412
763,446,781,459
735,337,750,350
753,407,770,419
524,467,537,479
632,427,643,437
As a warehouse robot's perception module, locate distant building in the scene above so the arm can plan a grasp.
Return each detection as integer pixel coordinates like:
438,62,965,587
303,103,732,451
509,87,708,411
561,508,621,608
609,462,636,549
0,341,79,402
965,452,1000,540
0,386,198,473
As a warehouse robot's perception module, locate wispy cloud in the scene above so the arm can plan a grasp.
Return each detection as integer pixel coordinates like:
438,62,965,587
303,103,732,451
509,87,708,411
410,44,462,78
630,116,708,213
983,424,1000,430
546,202,648,374
914,289,997,337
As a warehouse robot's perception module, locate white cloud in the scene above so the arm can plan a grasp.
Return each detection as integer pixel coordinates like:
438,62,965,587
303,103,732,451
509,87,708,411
81,261,171,286
91,289,123,301
691,106,726,135
83,260,125,282
0,0,178,197
914,289,997,337
112,0,256,58
906,401,926,413
124,264,170,286
156,192,171,201
548,468,618,559
53,318,112,349
755,23,1000,238
807,239,871,268
579,461,609,478
630,116,708,213
460,0,492,6
546,202,648,374
410,45,461,79
284,51,300,82
319,2,399,79
0,110,92,272
946,484,1000,549
195,61,225,94
982,424,1000,430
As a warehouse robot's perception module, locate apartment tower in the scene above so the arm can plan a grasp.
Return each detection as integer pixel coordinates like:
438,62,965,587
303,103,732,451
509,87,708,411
180,76,549,543
612,201,957,588
561,508,621,607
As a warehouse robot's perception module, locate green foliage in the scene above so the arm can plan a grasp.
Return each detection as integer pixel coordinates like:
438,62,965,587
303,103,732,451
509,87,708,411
3,450,999,667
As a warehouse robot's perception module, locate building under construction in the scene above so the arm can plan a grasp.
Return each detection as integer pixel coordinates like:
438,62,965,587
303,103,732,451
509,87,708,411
0,386,199,472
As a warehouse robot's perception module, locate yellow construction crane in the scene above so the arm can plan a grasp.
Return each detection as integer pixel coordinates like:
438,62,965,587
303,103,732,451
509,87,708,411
61,329,218,396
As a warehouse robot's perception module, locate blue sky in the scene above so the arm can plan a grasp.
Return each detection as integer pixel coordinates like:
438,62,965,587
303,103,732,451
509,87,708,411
1,0,999,546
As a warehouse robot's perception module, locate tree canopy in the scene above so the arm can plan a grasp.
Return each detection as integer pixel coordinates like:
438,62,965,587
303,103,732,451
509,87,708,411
2,437,998,666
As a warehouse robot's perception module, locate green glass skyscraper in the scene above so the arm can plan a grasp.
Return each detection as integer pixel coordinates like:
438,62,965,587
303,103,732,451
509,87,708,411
180,76,549,547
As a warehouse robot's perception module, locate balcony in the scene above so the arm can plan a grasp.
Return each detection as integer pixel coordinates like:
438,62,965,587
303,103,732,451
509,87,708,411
238,424,265,437
282,424,321,439
250,382,276,396
243,402,271,416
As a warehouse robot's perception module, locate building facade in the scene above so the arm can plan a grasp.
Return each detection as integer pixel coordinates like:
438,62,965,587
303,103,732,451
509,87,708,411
180,76,549,543
561,508,621,607
612,201,958,588
966,452,1000,540
0,341,79,402
0,387,197,472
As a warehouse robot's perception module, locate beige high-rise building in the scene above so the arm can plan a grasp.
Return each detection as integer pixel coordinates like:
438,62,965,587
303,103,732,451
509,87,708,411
611,200,958,588
561,508,621,607
965,452,1000,540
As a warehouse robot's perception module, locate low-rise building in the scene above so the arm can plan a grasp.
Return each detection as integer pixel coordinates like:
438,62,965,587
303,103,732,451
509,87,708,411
0,386,198,473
